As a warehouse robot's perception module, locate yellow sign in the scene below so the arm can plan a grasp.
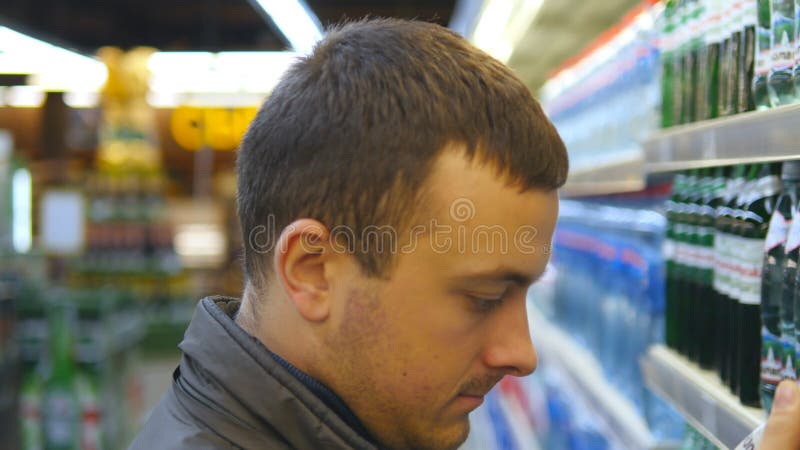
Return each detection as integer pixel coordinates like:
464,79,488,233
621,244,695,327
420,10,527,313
170,106,258,151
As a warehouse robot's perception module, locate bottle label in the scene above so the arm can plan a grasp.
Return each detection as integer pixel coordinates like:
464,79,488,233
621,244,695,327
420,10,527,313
734,423,766,450
43,389,78,446
773,5,796,70
782,337,797,380
786,216,800,252
714,232,728,292
663,238,677,260
757,34,772,75
765,212,791,251
738,237,766,304
761,328,784,385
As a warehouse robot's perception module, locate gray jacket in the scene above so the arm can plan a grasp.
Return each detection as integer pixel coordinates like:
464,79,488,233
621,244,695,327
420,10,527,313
129,297,379,450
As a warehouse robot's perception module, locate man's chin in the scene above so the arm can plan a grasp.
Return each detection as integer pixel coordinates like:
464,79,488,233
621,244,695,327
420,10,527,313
417,417,471,450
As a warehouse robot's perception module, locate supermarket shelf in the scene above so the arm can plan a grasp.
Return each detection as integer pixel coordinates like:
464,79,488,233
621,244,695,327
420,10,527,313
561,153,645,197
529,308,658,450
641,345,765,450
644,104,800,173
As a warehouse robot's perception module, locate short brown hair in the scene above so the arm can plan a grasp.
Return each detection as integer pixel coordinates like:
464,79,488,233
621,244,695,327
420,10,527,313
236,18,568,287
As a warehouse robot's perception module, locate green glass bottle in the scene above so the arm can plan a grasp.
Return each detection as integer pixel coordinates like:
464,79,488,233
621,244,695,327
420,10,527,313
755,0,775,108
676,170,699,356
739,0,758,112
662,0,679,127
698,167,727,369
715,165,747,384
42,297,80,450
665,174,686,349
769,0,797,106
737,163,782,406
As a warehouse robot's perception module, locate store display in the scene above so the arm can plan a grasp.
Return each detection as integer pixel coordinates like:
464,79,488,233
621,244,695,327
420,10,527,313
769,0,796,105
548,202,685,441
541,4,659,174
660,0,757,127
760,161,800,412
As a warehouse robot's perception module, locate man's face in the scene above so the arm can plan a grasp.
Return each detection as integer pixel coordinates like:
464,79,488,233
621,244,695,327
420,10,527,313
318,150,559,450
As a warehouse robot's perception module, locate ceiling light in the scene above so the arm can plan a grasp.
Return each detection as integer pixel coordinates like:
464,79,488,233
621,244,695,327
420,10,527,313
472,0,544,63
249,0,323,54
0,26,107,91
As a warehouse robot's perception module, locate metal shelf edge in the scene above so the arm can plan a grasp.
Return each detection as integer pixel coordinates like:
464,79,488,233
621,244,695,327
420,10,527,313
643,104,800,173
640,345,764,450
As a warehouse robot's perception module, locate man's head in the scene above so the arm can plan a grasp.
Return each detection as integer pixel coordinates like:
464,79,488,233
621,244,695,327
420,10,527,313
236,18,567,450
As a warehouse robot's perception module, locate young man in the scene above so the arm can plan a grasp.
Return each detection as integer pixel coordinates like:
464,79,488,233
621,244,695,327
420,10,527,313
130,18,800,450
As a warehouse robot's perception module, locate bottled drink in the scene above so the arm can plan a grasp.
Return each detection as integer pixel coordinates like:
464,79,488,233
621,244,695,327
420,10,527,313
769,0,797,105
705,0,724,119
662,0,679,127
675,171,699,357
41,299,80,450
683,0,702,123
717,165,749,389
760,162,798,412
737,163,782,406
779,163,800,386
795,0,800,95
685,170,706,363
696,0,711,120
755,0,774,108
726,1,744,115
19,365,43,450
719,3,734,115
665,174,686,349
739,0,758,112
699,167,727,369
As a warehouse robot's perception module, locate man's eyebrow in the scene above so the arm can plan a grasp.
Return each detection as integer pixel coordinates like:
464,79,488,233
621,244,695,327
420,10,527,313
451,269,541,287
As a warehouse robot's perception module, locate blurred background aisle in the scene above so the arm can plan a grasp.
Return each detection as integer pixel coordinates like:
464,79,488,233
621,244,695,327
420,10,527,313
3,0,798,449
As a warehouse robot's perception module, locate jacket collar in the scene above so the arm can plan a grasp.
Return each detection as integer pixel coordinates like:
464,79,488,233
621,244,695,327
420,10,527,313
177,296,379,450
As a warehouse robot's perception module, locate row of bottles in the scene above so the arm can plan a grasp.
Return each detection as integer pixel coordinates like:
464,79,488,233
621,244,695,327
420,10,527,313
661,0,800,126
660,0,757,126
663,161,800,412
550,210,685,440
541,5,660,173
17,287,144,450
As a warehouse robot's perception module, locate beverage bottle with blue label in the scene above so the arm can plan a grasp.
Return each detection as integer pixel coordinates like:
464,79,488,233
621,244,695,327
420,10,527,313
737,163,783,406
769,0,797,105
760,162,798,412
755,0,774,108
778,163,800,389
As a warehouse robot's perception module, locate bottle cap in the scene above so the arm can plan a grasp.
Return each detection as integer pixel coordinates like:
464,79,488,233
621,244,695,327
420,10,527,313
782,160,800,179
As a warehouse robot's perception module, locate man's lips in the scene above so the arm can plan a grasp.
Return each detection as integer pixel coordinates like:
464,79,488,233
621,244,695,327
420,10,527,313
456,393,485,409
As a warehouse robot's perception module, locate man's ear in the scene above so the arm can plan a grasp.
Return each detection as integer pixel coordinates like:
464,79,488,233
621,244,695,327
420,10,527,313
273,219,333,322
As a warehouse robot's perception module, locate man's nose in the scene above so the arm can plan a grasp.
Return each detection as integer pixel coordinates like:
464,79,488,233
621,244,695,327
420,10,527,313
482,297,538,377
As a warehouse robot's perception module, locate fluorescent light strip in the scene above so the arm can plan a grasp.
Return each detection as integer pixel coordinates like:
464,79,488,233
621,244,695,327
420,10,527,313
252,0,323,54
0,26,107,91
12,167,32,254
472,0,544,63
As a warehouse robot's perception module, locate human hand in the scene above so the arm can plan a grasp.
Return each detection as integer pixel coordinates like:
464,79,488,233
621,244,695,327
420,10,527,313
758,381,800,450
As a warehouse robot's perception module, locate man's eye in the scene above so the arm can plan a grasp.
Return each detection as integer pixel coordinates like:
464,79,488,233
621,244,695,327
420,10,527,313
468,295,504,312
